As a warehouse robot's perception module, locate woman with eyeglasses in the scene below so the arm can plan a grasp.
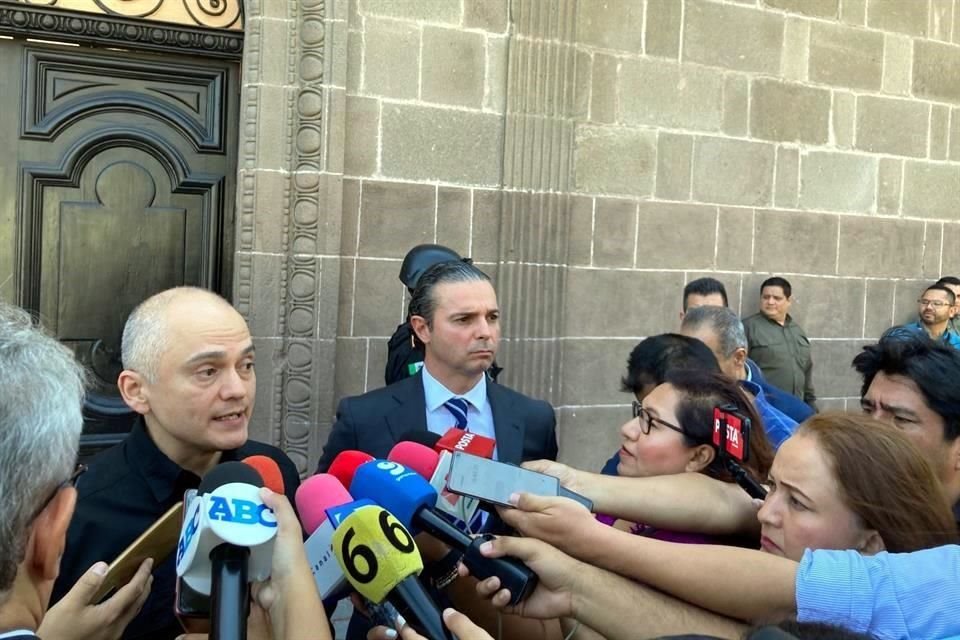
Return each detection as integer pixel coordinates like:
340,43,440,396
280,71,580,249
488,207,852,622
599,368,774,545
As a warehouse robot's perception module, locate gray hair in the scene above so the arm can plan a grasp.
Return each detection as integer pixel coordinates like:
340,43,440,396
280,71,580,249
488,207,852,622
0,303,85,600
121,286,228,381
408,261,491,326
681,305,748,358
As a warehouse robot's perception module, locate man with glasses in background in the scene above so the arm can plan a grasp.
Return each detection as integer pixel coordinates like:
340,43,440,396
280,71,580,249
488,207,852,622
907,283,960,349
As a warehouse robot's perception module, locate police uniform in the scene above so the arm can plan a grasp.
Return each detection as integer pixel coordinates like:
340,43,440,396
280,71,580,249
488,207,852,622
52,417,300,640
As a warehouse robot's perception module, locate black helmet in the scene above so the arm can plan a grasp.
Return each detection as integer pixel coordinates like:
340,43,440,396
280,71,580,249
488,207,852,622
399,244,465,291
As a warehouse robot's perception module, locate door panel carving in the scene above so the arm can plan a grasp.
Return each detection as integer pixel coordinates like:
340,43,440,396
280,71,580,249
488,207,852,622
0,39,238,456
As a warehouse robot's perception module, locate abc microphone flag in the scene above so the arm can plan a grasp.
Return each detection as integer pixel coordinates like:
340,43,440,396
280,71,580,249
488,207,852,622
332,505,450,640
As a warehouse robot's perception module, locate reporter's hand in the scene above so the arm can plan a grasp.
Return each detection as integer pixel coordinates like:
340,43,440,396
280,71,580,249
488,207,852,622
497,493,601,560
521,460,582,492
470,536,580,620
252,488,330,640
366,608,493,640
39,558,153,640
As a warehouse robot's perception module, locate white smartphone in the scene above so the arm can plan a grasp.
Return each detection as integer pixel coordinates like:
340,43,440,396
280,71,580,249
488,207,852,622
446,451,560,507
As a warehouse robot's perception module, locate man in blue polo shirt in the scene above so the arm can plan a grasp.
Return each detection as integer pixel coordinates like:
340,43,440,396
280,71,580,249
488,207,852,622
906,283,960,349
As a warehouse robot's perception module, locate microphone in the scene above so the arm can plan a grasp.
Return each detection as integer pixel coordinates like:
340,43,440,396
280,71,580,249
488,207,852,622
242,456,285,494
331,504,450,640
389,443,481,532
176,462,278,640
328,450,375,490
350,460,537,605
435,428,496,459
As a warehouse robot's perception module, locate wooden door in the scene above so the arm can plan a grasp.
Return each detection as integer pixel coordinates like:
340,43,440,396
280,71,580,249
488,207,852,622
0,38,239,457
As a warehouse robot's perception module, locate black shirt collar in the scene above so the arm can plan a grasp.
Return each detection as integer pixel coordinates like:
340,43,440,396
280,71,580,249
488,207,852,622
127,416,244,505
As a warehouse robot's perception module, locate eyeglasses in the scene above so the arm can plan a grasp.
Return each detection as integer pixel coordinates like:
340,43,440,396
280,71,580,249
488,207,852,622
30,463,87,523
631,401,685,436
918,299,951,308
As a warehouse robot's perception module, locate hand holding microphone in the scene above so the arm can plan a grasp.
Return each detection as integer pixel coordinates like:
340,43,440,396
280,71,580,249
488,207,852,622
367,608,494,640
332,504,451,640
497,493,602,563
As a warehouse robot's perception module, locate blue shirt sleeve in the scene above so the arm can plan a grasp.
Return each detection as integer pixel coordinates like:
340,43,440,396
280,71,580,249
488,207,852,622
796,546,960,640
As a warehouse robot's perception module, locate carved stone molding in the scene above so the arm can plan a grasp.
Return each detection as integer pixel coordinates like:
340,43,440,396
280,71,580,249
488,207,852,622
9,0,241,30
0,2,243,58
496,0,578,403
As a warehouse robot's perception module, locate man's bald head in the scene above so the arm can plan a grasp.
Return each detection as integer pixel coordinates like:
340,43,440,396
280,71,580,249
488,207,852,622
120,287,240,382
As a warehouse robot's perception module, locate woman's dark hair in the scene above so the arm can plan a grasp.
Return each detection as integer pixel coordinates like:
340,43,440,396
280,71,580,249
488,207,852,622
799,413,958,553
661,369,773,482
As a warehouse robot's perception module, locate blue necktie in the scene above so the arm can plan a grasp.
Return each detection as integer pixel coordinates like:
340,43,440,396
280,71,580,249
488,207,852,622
444,397,470,430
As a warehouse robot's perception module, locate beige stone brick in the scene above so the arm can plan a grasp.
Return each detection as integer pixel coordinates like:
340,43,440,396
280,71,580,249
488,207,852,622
437,187,471,253
775,146,800,209
955,0,960,44
564,269,686,336
353,258,405,336
838,217,925,278
560,340,639,406
810,340,868,397
855,95,929,157
717,207,755,271
723,74,749,136
255,86,295,171
902,160,960,219
362,18,419,99
421,27,485,108
635,203,718,270
577,0,644,53
866,0,928,37
864,279,896,339
574,125,657,196
485,36,508,112
785,276,864,338
683,0,784,74
366,338,389,392
809,21,883,91
556,406,629,471
931,0,954,41
882,33,913,96
567,196,593,266
923,222,945,278
646,0,682,59
318,258,343,339
941,223,960,274
341,178,362,256
464,0,507,33
336,257,356,336
590,53,619,124
655,133,693,201
619,58,723,131
470,189,501,263
252,171,286,253
932,104,950,160
360,0,461,23
753,210,839,275
781,17,811,81
764,0,840,17
347,29,362,93
832,91,856,149
381,104,503,185
877,158,903,216
841,0,867,24
951,108,960,160
358,181,436,259
800,152,877,213
344,95,378,176
751,79,830,144
914,40,960,104
692,137,776,206
593,198,637,268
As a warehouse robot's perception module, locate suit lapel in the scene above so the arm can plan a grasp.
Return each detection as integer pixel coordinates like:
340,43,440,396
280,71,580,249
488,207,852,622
488,382,525,464
385,373,428,444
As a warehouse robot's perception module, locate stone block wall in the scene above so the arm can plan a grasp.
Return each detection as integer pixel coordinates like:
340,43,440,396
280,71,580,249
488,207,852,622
239,0,960,476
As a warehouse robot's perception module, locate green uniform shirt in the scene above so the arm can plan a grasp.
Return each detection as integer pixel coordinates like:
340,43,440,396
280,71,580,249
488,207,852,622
742,312,816,408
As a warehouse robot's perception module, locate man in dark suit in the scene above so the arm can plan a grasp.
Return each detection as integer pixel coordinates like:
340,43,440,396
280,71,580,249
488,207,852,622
318,260,558,472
